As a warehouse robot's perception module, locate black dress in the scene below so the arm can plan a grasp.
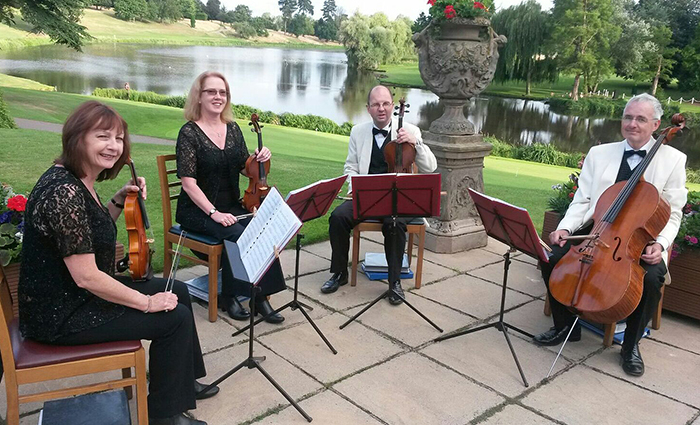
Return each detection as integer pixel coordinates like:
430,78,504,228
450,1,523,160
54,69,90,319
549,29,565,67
175,121,286,297
18,166,207,419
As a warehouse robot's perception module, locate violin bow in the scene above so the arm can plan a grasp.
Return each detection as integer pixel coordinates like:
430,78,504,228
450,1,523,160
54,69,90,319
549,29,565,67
165,230,187,293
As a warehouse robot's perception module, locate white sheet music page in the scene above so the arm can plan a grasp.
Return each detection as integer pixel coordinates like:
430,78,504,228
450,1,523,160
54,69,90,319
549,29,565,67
237,187,302,284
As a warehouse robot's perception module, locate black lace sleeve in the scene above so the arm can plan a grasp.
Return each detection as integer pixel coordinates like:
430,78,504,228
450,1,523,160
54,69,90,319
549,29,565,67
231,122,250,172
177,123,198,179
36,182,94,258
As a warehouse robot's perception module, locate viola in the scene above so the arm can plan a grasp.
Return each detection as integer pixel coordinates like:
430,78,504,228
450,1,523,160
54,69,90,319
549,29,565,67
383,99,416,174
549,114,686,324
118,158,154,281
241,114,271,212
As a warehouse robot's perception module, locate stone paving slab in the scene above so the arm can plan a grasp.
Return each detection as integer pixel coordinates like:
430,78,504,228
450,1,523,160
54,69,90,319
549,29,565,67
191,301,247,353
415,273,534,320
521,365,697,425
257,313,403,384
423,248,504,273
194,341,323,424
334,352,504,425
254,389,383,424
650,312,700,354
343,291,472,347
278,248,330,280
300,240,333,260
468,260,546,298
294,271,393,312
229,288,334,337
479,404,557,425
585,338,700,408
421,327,569,398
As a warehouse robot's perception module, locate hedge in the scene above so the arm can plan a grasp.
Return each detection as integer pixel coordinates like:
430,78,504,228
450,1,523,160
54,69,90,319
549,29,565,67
0,90,17,129
546,97,681,119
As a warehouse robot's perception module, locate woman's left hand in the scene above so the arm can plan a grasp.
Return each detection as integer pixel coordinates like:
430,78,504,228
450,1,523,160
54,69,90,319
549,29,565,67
254,147,271,163
115,177,147,203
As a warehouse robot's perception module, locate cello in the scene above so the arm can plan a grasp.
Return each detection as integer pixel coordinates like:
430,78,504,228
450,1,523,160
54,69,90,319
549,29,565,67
241,114,271,212
117,158,154,281
549,114,686,325
384,99,416,173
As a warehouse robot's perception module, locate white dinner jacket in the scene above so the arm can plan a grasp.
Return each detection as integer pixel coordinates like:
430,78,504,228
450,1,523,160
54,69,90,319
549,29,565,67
343,119,437,193
557,139,687,256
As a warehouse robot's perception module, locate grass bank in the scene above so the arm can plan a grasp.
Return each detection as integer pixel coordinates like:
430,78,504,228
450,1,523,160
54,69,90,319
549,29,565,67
0,73,55,91
0,8,343,51
379,62,700,111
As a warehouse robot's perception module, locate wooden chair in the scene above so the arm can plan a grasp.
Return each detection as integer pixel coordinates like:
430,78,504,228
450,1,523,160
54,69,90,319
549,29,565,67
157,154,224,322
0,265,148,425
351,218,427,289
543,268,668,347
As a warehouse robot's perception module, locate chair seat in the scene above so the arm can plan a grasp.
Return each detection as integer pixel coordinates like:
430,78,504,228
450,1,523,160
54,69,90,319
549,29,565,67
10,320,142,369
169,225,221,245
360,218,426,226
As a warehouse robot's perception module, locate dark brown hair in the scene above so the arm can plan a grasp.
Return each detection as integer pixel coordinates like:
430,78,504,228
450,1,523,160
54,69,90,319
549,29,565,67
57,101,131,181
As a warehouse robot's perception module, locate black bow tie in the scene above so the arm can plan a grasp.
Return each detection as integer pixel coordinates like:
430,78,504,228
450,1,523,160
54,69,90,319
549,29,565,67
623,149,647,159
372,127,389,137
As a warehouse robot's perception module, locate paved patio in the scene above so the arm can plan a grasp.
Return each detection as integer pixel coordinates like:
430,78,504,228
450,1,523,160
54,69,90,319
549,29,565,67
3,235,700,425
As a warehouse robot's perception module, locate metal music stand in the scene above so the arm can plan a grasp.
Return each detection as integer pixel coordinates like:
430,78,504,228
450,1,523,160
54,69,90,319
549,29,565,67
232,175,347,355
435,189,551,387
198,240,312,422
339,173,443,332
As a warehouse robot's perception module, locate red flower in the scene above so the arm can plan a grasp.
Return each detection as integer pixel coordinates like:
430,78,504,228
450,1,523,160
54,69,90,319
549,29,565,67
568,193,574,198
572,186,578,191
7,195,27,212
474,1,487,10
427,0,435,5
444,5,457,19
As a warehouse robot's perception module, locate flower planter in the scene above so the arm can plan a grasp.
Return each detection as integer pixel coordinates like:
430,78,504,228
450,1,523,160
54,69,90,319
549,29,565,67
541,210,562,247
665,250,700,320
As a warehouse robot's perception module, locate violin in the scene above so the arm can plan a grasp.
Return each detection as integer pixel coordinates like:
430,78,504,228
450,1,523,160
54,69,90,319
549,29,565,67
117,158,154,281
241,114,271,212
549,114,686,324
383,99,416,174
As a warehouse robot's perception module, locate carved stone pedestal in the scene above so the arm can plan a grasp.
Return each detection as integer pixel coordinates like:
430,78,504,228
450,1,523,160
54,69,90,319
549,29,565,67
423,132,492,253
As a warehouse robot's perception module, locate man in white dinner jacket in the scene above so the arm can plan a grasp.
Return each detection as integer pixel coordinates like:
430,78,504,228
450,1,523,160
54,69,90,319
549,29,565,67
536,93,687,377
320,85,437,304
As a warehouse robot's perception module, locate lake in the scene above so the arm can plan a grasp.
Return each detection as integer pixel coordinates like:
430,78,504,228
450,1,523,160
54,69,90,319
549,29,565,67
1,43,697,166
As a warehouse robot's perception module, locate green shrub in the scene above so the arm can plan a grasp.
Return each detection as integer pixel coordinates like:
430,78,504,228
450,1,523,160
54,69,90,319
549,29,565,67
0,90,17,129
546,97,680,119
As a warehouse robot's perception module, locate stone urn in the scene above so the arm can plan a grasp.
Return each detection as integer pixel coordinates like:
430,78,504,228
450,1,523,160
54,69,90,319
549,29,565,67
413,18,506,253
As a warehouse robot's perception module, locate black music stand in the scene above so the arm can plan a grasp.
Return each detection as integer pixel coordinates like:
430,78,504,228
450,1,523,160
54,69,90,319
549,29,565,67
435,189,550,387
339,173,443,332
232,175,347,355
198,240,312,422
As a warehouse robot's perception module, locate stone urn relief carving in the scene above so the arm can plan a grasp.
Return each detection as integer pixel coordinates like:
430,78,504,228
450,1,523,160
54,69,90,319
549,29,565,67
413,18,506,253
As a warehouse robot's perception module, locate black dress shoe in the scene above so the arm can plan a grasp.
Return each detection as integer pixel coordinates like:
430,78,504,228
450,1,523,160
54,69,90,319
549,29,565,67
621,343,644,376
253,298,285,324
219,295,250,321
194,380,219,400
388,281,405,305
533,325,581,346
149,413,207,425
321,271,348,294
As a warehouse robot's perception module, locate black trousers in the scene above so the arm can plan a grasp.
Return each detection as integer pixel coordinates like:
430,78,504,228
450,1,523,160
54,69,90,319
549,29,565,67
540,239,666,349
53,277,205,419
189,204,287,299
329,201,409,284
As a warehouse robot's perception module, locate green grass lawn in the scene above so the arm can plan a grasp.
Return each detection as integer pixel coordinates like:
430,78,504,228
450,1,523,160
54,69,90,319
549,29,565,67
0,73,55,91
0,8,343,51
380,62,700,109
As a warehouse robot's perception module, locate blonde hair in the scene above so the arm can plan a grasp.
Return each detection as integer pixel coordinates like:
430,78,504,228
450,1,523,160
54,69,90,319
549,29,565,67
184,71,234,123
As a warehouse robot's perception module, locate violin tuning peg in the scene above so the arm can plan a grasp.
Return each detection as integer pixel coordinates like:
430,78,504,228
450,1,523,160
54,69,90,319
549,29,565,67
406,104,410,108
393,112,398,116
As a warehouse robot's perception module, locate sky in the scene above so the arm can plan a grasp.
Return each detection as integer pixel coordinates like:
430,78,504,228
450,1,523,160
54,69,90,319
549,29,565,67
220,0,554,21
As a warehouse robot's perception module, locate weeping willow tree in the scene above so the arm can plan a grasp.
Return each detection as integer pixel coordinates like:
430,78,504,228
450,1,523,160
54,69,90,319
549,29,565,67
491,0,557,95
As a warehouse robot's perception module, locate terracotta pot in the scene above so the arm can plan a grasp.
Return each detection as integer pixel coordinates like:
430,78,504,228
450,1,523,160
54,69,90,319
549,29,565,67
665,250,700,320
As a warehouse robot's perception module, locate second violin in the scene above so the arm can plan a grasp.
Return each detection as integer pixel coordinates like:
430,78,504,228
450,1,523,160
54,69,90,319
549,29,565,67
384,98,416,173
242,114,271,212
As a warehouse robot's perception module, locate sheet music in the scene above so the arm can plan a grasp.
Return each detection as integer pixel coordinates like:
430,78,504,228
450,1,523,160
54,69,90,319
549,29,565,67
237,187,302,284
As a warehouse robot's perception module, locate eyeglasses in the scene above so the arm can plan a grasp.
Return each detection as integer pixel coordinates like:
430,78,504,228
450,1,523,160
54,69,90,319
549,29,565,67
202,89,227,97
368,102,393,110
622,115,657,124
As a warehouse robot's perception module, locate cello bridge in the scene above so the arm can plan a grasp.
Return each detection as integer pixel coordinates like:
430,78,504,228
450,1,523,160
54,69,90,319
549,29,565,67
579,254,594,265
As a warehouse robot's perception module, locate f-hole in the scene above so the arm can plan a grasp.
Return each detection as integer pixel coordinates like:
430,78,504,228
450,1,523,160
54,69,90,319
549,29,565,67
612,237,623,261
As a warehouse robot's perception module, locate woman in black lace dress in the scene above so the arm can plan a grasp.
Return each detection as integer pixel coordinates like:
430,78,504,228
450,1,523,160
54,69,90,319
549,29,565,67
18,101,216,425
175,71,285,323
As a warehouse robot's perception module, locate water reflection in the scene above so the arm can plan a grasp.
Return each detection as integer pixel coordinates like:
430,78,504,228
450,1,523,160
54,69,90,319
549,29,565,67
0,44,697,166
